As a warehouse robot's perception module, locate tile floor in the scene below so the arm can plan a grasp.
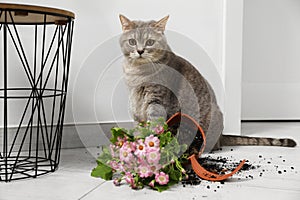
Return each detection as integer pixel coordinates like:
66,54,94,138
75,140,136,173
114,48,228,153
1,122,300,200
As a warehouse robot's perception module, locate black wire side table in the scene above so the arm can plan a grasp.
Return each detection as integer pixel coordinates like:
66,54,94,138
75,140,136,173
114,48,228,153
0,3,74,182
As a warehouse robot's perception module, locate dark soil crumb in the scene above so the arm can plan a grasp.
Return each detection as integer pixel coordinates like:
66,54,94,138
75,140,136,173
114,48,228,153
182,168,202,186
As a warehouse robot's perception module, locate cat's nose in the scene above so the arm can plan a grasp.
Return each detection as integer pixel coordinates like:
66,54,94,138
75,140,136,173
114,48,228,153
137,50,144,55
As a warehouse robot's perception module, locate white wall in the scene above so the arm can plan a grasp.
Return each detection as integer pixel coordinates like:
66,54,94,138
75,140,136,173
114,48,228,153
1,0,243,134
242,0,300,120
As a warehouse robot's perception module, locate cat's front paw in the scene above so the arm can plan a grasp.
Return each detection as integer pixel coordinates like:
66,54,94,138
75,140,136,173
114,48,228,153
147,104,167,121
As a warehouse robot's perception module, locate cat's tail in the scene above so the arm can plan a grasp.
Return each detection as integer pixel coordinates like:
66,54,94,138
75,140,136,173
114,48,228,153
220,135,297,147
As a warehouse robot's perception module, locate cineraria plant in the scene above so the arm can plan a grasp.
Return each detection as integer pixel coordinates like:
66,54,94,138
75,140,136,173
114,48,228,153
91,118,188,192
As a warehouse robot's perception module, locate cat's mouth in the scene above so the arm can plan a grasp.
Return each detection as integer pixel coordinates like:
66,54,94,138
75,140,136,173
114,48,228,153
130,54,147,60
128,55,153,66
128,51,155,63
129,55,144,60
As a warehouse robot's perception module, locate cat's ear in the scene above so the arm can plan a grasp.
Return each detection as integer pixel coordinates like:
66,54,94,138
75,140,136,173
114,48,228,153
153,15,169,32
119,14,134,32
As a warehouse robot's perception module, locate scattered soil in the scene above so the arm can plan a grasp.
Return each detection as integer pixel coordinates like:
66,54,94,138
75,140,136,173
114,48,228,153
182,155,257,187
181,149,298,191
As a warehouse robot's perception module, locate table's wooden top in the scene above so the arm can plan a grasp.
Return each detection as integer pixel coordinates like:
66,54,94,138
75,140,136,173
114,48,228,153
0,3,75,24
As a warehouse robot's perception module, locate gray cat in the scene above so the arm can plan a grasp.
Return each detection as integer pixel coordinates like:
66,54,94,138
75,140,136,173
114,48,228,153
119,14,296,152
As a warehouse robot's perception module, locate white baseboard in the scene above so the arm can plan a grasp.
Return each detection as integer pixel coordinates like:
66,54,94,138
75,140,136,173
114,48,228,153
0,122,134,152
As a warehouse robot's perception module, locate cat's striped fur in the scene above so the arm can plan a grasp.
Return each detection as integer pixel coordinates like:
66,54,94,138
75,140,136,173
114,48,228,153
119,15,297,152
219,135,296,147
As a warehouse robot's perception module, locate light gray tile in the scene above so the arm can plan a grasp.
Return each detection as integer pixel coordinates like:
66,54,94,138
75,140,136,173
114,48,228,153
1,122,300,200
0,148,103,200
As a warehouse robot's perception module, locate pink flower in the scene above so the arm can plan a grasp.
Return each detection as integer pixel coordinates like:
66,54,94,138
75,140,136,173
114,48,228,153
145,135,160,150
124,172,137,189
149,180,155,188
146,149,161,164
122,141,136,152
155,172,169,185
123,159,138,172
184,174,189,180
119,140,138,163
124,172,134,184
109,160,119,170
119,146,133,163
138,163,153,178
113,178,121,186
150,164,162,174
134,139,146,157
116,137,126,147
109,144,116,158
154,125,164,135
130,142,136,152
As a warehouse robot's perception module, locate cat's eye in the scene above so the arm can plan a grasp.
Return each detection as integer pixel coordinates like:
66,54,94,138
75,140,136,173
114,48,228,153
146,39,155,46
128,39,136,46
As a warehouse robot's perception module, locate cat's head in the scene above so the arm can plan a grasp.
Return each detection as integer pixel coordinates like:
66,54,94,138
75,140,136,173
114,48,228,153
119,15,170,65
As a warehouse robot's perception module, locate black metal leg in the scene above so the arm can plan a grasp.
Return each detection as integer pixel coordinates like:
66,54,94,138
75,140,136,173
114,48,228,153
3,10,8,182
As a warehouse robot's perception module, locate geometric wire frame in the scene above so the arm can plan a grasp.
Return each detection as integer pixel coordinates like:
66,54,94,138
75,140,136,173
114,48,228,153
0,5,74,182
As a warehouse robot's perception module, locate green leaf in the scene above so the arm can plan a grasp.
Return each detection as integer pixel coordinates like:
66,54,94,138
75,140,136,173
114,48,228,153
138,127,153,138
180,144,188,153
163,122,168,131
154,185,170,192
110,127,127,143
169,169,182,182
157,117,166,124
91,162,113,180
97,146,112,164
159,131,172,147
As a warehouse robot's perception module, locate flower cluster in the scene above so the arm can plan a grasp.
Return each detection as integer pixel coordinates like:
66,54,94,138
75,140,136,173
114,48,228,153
110,134,164,185
91,118,188,192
